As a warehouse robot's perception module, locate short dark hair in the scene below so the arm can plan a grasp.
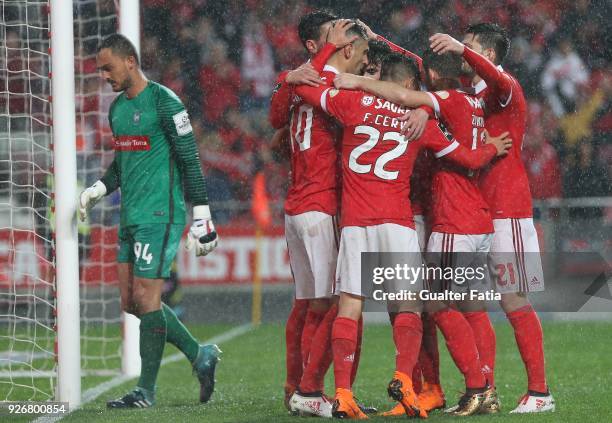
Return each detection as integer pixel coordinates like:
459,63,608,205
97,34,140,65
422,48,462,79
465,23,510,64
380,52,420,84
298,10,337,48
344,20,368,41
367,40,392,67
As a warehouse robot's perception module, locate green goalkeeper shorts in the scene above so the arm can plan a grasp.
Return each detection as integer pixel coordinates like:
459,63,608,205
117,224,185,279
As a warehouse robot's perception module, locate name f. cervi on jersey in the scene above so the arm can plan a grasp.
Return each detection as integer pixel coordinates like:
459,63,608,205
359,251,612,312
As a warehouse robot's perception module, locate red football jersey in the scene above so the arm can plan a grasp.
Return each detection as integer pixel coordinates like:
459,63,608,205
427,89,493,234
411,149,433,218
464,47,532,218
284,65,341,216
294,84,495,229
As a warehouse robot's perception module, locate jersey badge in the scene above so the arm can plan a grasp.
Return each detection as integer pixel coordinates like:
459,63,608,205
132,110,141,125
361,95,374,106
329,89,339,98
173,110,193,136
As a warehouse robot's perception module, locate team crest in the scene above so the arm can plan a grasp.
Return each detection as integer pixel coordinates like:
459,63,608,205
361,95,374,106
133,110,141,125
329,89,339,97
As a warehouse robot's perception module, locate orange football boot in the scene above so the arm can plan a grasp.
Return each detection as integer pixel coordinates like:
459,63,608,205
418,382,446,411
380,402,406,417
332,388,368,420
387,371,428,419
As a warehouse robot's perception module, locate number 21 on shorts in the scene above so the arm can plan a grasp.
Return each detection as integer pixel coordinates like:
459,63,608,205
134,242,153,265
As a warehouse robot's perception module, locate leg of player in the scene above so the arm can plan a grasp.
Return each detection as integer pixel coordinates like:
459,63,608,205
426,300,488,416
285,299,309,411
118,263,136,315
501,292,555,413
331,293,368,419
108,276,166,408
386,300,427,419
301,298,331,370
456,299,499,414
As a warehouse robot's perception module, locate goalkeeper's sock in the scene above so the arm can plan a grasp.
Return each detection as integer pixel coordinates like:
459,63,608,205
349,317,363,388
433,308,486,389
392,312,422,376
332,317,358,390
300,308,326,368
464,311,496,386
162,303,199,364
420,313,441,385
299,304,336,393
137,309,167,393
506,305,547,393
285,299,308,390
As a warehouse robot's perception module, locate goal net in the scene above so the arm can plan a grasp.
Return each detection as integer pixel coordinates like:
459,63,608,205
0,0,122,402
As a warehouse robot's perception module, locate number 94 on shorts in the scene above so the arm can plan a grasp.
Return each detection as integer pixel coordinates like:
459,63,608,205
118,224,185,279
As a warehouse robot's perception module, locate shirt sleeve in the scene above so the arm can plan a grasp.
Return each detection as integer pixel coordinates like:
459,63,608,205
310,43,337,73
100,99,120,193
463,47,513,107
269,71,292,129
422,120,496,169
296,85,356,124
376,35,423,70
100,158,120,193
157,86,209,206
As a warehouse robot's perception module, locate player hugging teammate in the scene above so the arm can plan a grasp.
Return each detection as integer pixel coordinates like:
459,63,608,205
272,13,554,419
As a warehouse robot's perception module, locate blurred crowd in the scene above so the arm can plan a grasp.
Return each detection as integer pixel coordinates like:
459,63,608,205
2,0,610,227
136,0,611,222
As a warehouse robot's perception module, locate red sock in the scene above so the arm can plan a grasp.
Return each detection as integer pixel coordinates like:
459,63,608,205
433,308,486,389
285,299,308,389
420,313,440,385
412,362,423,394
301,308,326,368
507,305,547,393
299,305,337,393
393,313,422,376
332,317,358,390
350,317,363,387
464,311,496,386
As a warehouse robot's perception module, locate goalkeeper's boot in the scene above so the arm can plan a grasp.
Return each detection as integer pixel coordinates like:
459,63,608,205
418,382,446,412
332,388,368,419
445,388,486,416
510,391,555,414
387,371,427,419
479,386,501,414
107,387,154,409
289,390,332,417
193,344,222,403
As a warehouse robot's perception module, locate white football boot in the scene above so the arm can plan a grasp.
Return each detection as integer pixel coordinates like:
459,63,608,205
289,391,333,417
510,392,555,413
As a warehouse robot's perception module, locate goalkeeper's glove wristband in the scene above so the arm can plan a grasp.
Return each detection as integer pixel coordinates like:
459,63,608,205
79,180,106,221
185,205,219,256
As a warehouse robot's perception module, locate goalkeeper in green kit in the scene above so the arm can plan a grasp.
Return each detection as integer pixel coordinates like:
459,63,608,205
80,34,220,408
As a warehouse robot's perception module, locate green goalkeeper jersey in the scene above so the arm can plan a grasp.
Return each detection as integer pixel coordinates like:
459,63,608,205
100,81,208,227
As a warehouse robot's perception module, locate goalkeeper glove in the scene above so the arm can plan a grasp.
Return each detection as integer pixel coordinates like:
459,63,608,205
79,180,107,221
185,205,219,256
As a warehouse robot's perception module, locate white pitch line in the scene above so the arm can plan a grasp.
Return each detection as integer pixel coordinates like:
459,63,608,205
32,323,254,423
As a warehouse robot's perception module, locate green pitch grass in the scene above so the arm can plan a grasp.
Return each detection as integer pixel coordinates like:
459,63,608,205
2,320,611,421
55,320,610,422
